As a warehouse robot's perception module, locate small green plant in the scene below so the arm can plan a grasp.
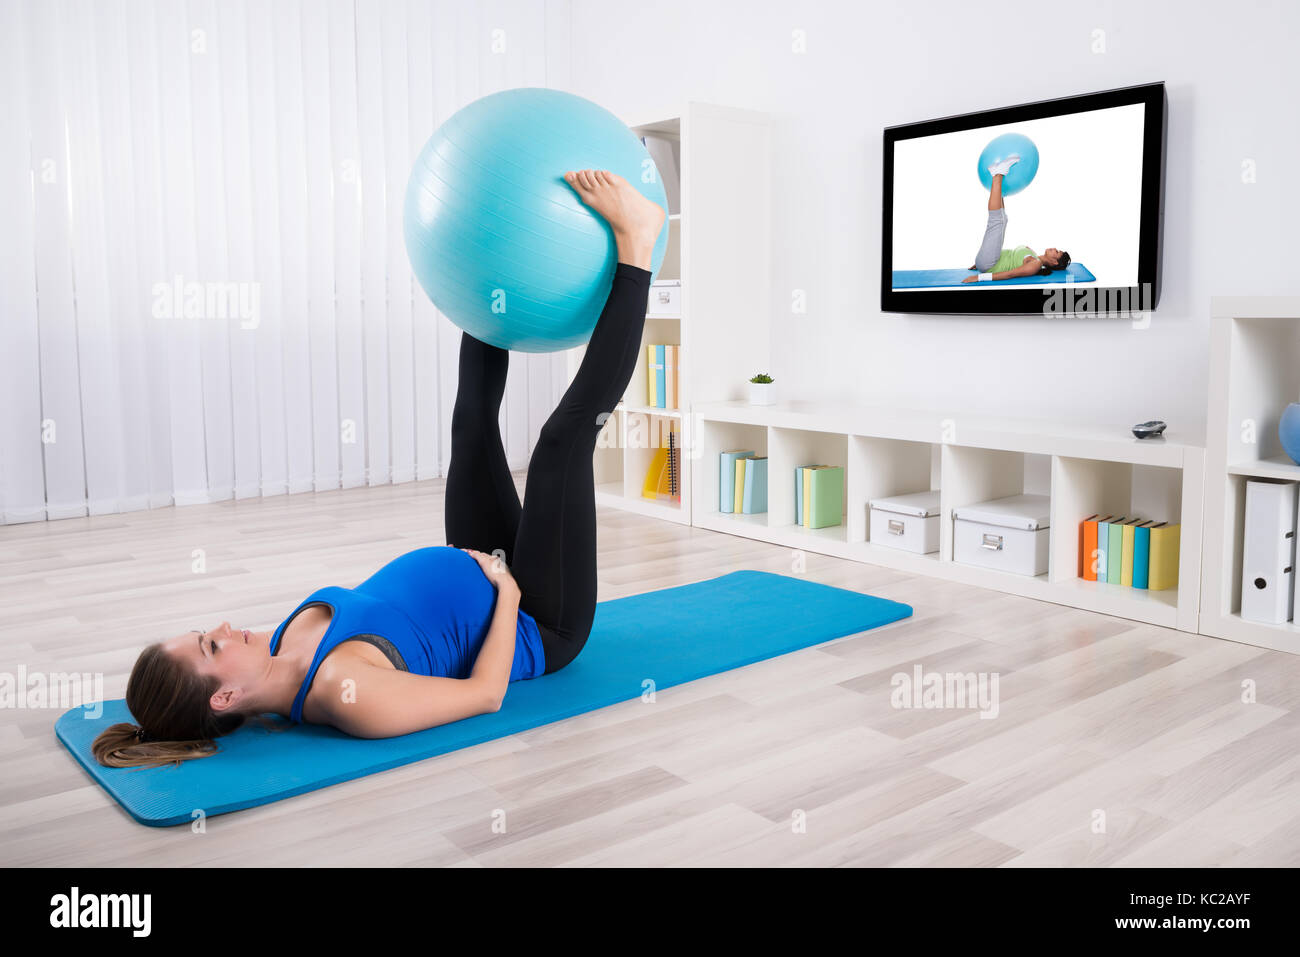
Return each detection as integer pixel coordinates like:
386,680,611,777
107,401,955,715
749,373,774,384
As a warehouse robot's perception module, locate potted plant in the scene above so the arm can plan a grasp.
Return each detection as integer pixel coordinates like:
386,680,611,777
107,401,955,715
748,372,775,406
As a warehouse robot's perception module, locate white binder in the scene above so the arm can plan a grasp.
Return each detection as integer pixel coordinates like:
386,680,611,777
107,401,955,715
1240,480,1298,624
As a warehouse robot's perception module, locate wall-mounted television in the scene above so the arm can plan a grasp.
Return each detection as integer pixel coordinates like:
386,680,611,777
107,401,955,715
881,81,1166,317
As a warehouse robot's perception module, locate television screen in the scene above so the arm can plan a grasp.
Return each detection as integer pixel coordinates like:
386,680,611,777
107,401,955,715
881,82,1166,317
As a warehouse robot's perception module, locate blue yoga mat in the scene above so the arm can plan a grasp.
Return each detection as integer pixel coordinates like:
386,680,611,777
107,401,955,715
56,570,912,827
892,263,1097,289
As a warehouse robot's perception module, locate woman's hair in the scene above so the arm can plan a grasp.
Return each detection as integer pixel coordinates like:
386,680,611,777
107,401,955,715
91,643,288,769
1038,250,1072,276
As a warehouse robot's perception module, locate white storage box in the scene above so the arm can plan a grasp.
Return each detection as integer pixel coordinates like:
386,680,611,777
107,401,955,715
869,490,940,554
647,280,681,317
953,493,1050,576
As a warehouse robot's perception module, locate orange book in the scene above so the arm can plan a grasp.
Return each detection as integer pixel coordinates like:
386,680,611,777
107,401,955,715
1080,514,1103,581
1079,514,1097,580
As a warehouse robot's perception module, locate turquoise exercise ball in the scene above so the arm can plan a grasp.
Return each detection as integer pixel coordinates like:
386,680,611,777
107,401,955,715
976,132,1040,196
403,88,669,353
1280,403,1300,465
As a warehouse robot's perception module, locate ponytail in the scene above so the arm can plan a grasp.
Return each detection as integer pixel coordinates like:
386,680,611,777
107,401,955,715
92,721,222,770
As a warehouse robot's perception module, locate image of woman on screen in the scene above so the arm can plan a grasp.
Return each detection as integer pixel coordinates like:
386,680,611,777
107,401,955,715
962,155,1071,283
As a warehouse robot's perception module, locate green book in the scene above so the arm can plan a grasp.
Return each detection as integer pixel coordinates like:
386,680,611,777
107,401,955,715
1106,519,1125,584
807,465,844,529
1096,517,1112,580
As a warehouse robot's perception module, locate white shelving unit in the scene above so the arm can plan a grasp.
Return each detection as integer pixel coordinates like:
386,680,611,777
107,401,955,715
1201,297,1300,654
692,400,1205,633
574,102,772,525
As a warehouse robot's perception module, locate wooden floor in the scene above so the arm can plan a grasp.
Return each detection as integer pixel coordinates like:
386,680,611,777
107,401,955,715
3,473,1299,867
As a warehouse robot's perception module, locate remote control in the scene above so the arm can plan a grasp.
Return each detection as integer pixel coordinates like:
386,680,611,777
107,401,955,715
1132,420,1167,439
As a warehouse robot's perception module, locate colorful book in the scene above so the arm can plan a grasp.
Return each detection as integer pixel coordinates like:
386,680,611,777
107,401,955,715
646,345,667,407
1132,521,1153,589
1096,517,1111,581
1148,523,1180,590
1093,515,1117,580
741,456,768,514
734,457,747,513
1098,516,1124,583
664,345,677,410
720,450,754,513
1120,519,1140,587
1079,514,1100,580
795,467,804,525
807,465,844,529
654,344,666,408
1105,519,1126,584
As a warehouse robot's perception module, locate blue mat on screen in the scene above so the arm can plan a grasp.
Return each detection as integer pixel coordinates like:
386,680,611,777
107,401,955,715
892,263,1097,288
55,570,912,827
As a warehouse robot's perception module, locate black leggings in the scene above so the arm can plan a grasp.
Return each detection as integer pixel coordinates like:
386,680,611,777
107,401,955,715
445,262,652,674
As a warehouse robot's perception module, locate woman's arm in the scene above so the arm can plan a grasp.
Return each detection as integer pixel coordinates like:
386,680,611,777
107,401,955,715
961,261,1042,283
461,548,522,709
317,667,501,737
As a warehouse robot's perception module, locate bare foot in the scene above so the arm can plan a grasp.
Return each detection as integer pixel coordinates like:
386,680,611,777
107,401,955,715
564,169,665,269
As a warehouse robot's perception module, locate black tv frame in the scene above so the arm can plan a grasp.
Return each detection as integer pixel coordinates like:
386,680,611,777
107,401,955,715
880,81,1167,316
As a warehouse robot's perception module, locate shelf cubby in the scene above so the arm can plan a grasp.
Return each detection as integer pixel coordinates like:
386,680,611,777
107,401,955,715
626,317,682,413
622,410,683,510
698,418,768,529
849,436,939,547
1048,456,1185,619
1208,470,1300,654
769,427,848,541
939,446,1050,563
1048,457,1182,580
1224,312,1300,472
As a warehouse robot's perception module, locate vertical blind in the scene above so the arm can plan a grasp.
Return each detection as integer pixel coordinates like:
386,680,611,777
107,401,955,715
0,0,573,525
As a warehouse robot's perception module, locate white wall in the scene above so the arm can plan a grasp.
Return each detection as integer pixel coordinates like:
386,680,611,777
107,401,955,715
563,0,1300,440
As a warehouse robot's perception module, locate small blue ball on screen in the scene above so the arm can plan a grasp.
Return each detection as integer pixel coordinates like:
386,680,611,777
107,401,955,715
977,132,1040,196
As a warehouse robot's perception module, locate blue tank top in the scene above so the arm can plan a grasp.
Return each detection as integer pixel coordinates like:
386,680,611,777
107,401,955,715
269,546,547,723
